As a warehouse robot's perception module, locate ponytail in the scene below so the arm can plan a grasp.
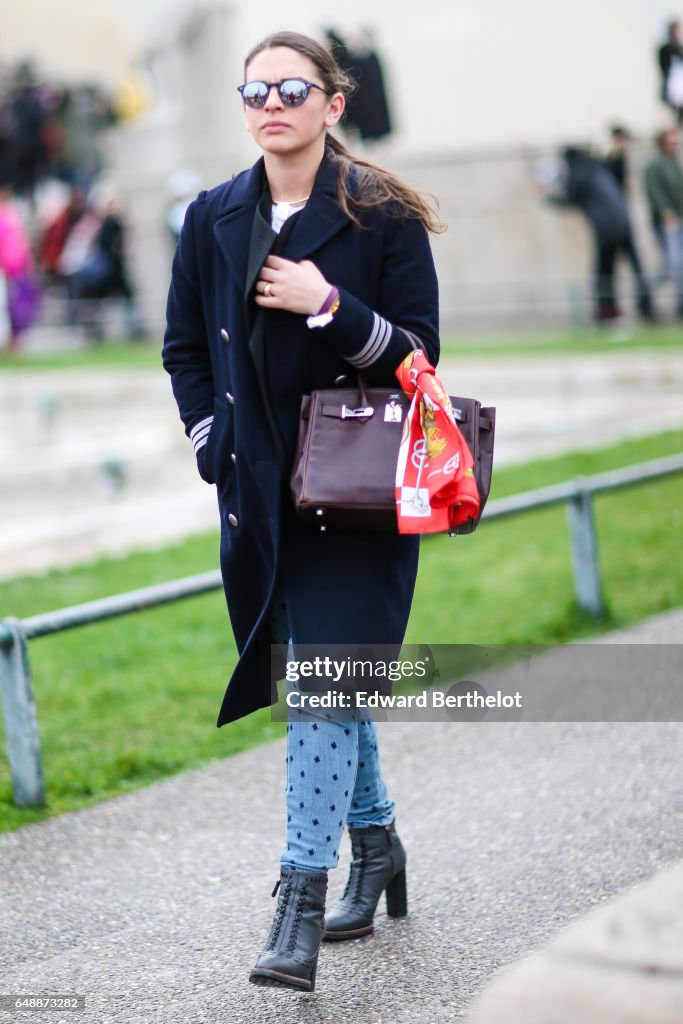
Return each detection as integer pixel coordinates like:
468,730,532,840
326,133,446,234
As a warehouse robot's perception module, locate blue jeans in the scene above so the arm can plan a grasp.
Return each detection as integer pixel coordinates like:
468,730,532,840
280,707,396,874
269,587,396,874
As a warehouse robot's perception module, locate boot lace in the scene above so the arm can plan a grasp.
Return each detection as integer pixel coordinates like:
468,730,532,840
343,835,368,906
285,884,309,954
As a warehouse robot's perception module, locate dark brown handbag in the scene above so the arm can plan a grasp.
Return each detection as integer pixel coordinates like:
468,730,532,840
291,372,495,534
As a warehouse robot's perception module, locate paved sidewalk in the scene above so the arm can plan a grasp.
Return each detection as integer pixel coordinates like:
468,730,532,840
0,610,682,1023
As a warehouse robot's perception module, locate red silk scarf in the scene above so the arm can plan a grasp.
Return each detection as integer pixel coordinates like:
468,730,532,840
395,349,480,534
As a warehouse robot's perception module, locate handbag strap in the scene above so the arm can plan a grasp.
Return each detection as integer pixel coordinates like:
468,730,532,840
352,327,425,400
401,329,426,354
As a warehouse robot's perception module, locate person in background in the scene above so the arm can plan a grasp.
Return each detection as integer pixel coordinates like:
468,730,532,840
53,193,102,326
38,186,89,280
542,146,656,326
5,63,46,205
71,192,143,341
658,20,683,124
0,179,41,348
324,26,392,143
603,125,658,323
604,125,632,193
644,127,683,317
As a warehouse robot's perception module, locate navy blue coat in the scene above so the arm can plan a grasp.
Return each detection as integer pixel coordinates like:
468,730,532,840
163,149,439,726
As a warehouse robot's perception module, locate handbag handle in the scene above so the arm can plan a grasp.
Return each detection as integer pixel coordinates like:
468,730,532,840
401,329,427,354
356,372,369,408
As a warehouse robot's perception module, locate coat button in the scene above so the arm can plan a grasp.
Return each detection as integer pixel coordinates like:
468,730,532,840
335,374,347,384
226,391,234,404
228,513,238,527
230,452,237,464
221,328,230,342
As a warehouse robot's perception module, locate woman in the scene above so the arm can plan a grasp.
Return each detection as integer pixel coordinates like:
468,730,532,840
163,31,441,992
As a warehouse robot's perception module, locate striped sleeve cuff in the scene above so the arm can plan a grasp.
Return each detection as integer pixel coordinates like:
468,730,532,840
190,414,213,454
346,312,393,369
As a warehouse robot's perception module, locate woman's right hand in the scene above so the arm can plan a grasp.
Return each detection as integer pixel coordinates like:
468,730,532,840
255,255,331,315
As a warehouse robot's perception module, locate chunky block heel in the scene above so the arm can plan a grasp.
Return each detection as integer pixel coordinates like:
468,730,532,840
323,819,407,941
385,866,407,917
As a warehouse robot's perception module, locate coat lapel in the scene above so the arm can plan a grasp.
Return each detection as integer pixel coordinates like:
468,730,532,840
212,159,264,295
245,204,276,300
281,191,350,262
281,153,351,262
212,150,351,294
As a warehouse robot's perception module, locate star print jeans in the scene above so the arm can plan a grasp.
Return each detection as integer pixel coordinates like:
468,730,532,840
280,703,396,874
269,585,396,874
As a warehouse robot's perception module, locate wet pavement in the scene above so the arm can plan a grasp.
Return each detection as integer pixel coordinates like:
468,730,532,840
1,346,682,580
0,608,681,1023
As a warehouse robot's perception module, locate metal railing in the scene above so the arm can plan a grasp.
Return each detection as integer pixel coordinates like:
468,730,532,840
2,453,682,809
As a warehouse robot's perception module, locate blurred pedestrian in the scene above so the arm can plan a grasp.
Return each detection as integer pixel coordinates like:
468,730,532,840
38,185,90,280
604,125,632,192
0,180,41,349
5,62,46,204
604,126,658,322
70,192,143,341
54,197,102,326
644,127,683,317
324,27,392,142
542,146,656,326
657,20,683,124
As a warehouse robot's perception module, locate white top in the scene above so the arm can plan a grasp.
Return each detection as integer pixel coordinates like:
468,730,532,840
271,200,306,234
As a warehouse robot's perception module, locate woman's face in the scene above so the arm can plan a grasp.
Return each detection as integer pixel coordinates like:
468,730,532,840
242,47,344,159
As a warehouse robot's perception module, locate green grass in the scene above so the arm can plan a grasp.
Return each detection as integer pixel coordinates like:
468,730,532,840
0,339,159,371
411,436,683,644
2,326,682,372
1,428,682,831
439,325,683,358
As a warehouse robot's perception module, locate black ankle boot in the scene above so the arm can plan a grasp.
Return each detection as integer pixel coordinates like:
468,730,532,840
322,820,407,941
249,867,328,991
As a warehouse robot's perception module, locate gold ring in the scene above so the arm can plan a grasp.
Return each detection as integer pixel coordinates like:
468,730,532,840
264,283,272,297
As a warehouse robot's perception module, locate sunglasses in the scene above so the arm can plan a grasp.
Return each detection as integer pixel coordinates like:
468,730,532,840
237,78,329,109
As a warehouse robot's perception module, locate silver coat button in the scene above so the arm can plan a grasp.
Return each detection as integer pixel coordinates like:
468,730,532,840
335,374,347,384
221,328,230,342
230,452,237,464
226,391,234,404
228,513,238,526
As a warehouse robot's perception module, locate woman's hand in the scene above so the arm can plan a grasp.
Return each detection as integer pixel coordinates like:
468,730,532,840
255,255,331,315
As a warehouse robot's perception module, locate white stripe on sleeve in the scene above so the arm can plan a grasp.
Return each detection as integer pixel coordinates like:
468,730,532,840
347,313,393,369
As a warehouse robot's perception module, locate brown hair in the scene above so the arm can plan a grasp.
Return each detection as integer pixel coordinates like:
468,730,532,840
244,31,445,233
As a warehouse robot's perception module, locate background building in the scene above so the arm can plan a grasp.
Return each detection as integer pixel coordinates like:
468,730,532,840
3,0,683,328
3,0,683,155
